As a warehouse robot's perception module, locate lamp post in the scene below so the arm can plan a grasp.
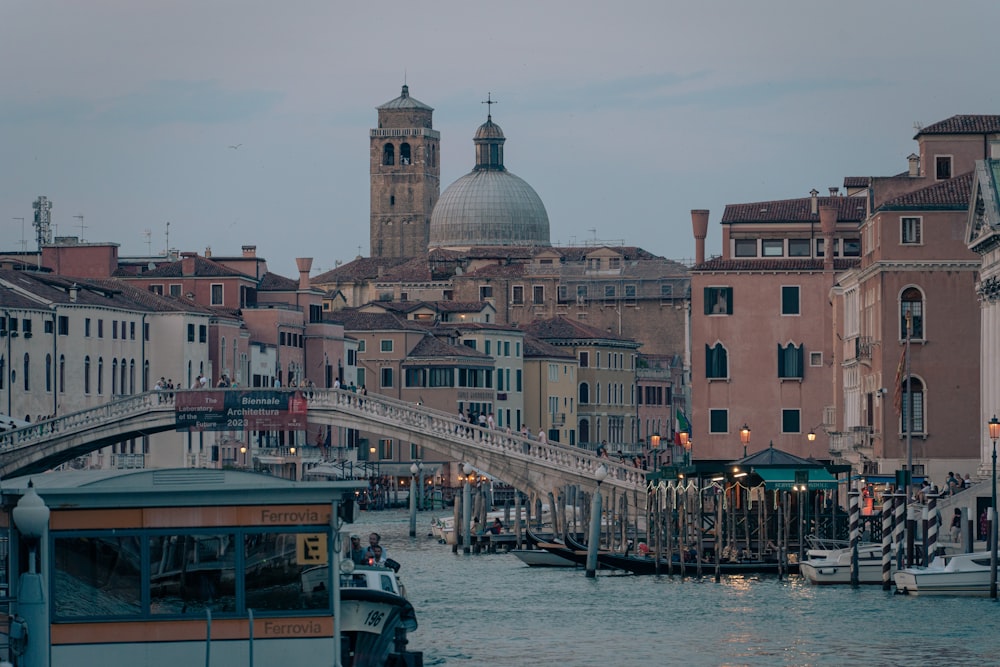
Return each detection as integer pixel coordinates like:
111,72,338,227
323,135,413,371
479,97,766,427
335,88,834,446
989,415,1000,599
13,481,51,667
586,464,608,578
650,434,660,469
409,462,419,537
740,424,751,458
240,445,248,468
462,463,473,554
679,431,690,466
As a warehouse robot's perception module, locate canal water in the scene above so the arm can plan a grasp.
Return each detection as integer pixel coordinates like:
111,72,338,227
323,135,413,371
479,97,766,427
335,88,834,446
365,509,999,667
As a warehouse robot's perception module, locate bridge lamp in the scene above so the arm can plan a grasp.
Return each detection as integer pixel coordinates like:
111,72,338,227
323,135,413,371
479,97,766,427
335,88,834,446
289,445,296,455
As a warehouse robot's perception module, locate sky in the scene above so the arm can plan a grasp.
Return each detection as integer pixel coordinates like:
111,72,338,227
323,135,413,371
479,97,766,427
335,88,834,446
2,0,999,277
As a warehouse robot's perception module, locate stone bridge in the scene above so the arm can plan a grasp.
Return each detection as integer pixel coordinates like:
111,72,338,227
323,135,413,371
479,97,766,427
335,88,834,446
0,389,646,506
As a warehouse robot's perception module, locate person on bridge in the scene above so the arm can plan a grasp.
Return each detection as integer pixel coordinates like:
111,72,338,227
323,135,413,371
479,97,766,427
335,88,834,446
537,429,547,444
487,412,495,429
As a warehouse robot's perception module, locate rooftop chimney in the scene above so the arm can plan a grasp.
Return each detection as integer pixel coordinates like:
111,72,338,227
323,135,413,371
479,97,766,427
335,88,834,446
204,246,212,258
242,245,257,258
828,187,839,197
907,153,920,177
68,283,79,303
810,189,819,215
819,205,838,272
691,210,709,265
295,257,313,290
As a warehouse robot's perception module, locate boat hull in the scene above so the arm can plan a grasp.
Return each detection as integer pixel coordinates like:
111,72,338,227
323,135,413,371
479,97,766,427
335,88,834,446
511,548,576,567
894,553,994,596
799,545,891,585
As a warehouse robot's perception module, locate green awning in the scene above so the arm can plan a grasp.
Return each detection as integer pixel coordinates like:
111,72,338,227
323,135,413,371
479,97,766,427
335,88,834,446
754,468,839,489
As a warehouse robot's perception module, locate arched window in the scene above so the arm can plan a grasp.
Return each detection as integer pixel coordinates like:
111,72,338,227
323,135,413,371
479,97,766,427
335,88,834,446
120,358,127,395
112,359,118,395
98,357,104,395
129,359,135,394
0,355,5,390
23,353,30,391
900,287,924,339
143,360,150,391
578,382,590,404
777,343,804,379
382,143,395,166
84,356,91,394
187,360,192,388
900,376,925,434
706,343,728,379
578,418,590,444
59,354,65,393
400,143,411,165
221,336,227,373
45,354,52,392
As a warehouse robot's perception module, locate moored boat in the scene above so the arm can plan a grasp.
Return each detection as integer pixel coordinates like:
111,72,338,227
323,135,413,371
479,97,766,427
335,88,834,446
893,552,995,596
510,548,577,567
799,543,889,585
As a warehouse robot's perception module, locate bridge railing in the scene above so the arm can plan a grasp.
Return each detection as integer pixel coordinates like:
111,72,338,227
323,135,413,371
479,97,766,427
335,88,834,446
0,392,177,453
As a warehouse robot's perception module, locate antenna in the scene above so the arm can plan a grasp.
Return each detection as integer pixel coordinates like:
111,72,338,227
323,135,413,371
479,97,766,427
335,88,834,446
143,229,152,255
165,221,170,255
73,214,86,241
13,218,25,252
32,196,53,250
588,227,597,240
913,121,923,131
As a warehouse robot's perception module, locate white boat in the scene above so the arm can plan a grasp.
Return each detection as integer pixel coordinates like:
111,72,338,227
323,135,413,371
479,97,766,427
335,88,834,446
302,560,417,666
893,552,995,596
799,542,892,585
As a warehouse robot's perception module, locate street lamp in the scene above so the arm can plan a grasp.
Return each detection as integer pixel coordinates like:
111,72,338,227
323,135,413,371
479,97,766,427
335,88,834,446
740,424,751,458
679,431,690,466
586,464,608,578
462,463,474,553
989,415,1000,599
409,462,419,537
650,434,661,468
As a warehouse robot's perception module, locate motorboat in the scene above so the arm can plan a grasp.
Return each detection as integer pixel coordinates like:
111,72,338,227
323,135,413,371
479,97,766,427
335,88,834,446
894,552,995,596
800,542,890,585
302,560,417,666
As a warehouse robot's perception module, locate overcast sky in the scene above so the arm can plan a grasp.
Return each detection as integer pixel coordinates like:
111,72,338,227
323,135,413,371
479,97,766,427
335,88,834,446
2,1,998,276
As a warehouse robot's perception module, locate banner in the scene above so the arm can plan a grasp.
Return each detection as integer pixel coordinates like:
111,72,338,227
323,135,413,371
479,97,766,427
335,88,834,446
175,390,309,431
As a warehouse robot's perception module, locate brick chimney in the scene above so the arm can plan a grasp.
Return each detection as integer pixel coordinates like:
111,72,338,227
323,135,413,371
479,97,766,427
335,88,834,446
810,189,819,215
295,257,313,290
691,210,709,265
242,245,257,258
819,205,837,272
907,153,920,177
180,251,197,276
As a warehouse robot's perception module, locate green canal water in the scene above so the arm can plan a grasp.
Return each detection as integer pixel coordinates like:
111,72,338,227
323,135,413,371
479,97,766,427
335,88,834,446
366,509,998,666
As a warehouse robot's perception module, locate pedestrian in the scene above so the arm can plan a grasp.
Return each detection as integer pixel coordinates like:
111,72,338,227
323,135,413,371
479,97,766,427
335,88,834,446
951,508,962,543
487,412,495,430
537,428,547,444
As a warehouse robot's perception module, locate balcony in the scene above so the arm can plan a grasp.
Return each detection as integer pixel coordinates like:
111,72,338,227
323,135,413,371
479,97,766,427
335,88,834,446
844,335,874,364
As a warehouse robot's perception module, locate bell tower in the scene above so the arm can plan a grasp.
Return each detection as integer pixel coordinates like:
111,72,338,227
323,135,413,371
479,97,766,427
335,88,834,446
370,85,440,258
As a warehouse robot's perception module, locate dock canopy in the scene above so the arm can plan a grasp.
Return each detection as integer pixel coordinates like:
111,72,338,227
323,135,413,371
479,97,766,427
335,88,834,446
754,468,839,489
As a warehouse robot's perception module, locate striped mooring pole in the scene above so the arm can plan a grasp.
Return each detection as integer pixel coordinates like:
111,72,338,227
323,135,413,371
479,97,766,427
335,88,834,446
849,487,860,588
926,493,938,563
881,495,893,590
894,492,907,573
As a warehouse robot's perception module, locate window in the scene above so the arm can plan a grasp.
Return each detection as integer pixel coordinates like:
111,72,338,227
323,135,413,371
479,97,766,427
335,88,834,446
842,238,861,257
85,318,91,337
400,142,411,165
604,285,616,300
557,285,568,303
187,324,195,342
788,239,811,257
98,357,104,394
762,239,784,257
810,351,823,367
169,284,181,297
383,143,395,166
705,287,733,315
149,284,163,295
199,325,207,343
778,343,804,379
59,354,65,392
23,353,29,391
130,322,136,340
479,285,493,300
516,369,522,392
659,283,673,303
113,321,118,339
380,367,394,388
900,377,925,434
511,286,524,305
390,195,395,206
484,340,491,355
576,285,588,303
901,217,922,245
45,354,52,392
705,343,728,379
900,287,924,339
548,364,558,382
84,356,91,394
781,409,801,434
58,316,68,335
357,340,366,352
98,319,104,338
935,155,952,180
380,339,393,353
624,285,637,305
734,239,757,257
781,286,800,315
579,352,589,368
709,409,728,433
532,285,544,304
211,284,223,306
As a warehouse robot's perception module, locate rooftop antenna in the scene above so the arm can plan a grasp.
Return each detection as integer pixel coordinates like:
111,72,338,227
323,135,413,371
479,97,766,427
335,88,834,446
32,196,53,249
13,217,25,252
481,92,498,120
143,229,152,255
165,221,170,256
588,227,597,240
913,121,923,131
73,214,86,241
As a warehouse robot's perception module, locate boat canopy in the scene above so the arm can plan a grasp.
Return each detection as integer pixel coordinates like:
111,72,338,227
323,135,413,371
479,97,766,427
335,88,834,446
754,468,839,489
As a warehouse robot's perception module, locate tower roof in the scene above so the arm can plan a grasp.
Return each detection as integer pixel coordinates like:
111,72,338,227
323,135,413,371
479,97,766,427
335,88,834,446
377,84,433,111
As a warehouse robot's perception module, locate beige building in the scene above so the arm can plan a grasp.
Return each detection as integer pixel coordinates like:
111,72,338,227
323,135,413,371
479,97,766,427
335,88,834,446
523,336,578,445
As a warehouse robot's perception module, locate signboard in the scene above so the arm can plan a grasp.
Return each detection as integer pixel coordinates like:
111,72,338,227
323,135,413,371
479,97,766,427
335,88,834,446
175,390,309,431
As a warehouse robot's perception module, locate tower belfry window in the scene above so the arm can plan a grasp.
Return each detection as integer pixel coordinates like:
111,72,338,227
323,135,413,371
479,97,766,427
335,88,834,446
400,143,411,165
383,143,395,166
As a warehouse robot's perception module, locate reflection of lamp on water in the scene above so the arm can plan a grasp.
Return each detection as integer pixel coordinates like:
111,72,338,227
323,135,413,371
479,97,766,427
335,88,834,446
586,464,608,578
13,481,51,667
462,463,474,553
793,470,809,564
409,462,419,537
240,445,248,467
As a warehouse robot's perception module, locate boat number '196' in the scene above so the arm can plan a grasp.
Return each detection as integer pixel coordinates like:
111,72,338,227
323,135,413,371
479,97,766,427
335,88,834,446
364,611,385,628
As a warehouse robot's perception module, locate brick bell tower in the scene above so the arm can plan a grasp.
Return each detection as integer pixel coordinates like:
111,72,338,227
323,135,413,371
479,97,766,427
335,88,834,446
370,85,440,258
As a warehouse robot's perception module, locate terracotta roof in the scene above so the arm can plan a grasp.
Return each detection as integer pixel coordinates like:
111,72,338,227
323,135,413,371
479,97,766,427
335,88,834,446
406,335,491,361
915,115,1000,138
434,301,490,313
258,272,298,291
326,309,424,332
86,279,218,314
311,256,411,284
130,256,250,279
461,263,526,278
877,172,974,211
721,196,867,224
843,176,870,188
522,315,638,345
523,334,576,359
692,258,860,272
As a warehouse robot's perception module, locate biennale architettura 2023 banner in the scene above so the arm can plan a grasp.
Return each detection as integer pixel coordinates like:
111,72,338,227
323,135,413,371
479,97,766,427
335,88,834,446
174,390,309,431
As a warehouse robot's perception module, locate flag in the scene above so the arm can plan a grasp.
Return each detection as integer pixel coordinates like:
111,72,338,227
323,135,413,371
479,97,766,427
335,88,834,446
676,409,691,434
892,344,906,417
